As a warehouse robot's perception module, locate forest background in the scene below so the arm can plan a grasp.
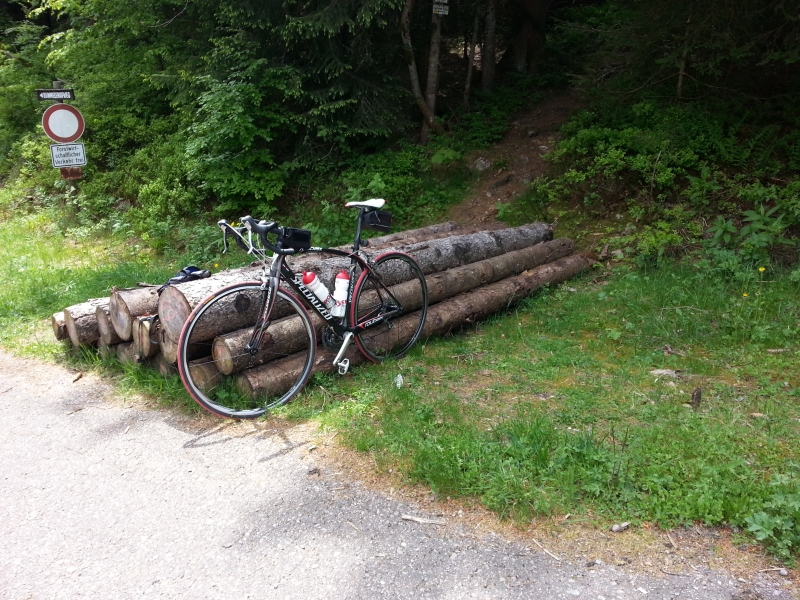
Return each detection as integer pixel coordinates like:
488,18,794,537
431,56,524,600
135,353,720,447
3,0,800,562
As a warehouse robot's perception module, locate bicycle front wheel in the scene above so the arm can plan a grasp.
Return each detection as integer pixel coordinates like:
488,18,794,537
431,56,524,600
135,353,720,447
177,282,316,418
351,251,428,362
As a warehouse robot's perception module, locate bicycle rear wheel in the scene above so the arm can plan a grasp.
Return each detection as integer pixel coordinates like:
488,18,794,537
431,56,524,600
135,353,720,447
177,282,316,418
351,252,428,362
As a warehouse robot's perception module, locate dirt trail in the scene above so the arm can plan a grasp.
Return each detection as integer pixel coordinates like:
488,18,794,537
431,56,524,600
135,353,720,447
448,91,582,226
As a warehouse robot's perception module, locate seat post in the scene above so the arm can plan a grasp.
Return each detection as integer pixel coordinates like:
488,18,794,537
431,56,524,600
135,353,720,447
352,207,366,252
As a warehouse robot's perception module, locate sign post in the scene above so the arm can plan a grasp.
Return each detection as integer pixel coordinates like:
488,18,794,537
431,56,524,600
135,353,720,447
37,80,85,179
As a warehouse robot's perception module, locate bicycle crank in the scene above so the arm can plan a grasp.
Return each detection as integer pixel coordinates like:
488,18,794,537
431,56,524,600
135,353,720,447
332,332,354,375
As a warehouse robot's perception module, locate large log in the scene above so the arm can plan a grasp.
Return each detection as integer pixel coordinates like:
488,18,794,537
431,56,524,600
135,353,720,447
214,238,574,375
235,253,595,398
362,220,460,246
64,298,109,347
109,286,159,341
95,305,123,346
51,312,68,341
158,222,552,342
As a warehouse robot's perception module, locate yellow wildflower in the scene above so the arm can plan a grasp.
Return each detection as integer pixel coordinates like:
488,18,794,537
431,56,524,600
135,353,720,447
759,267,766,272
743,293,748,297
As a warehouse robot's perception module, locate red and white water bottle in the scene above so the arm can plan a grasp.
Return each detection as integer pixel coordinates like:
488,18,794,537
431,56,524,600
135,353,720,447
331,269,349,317
302,271,335,309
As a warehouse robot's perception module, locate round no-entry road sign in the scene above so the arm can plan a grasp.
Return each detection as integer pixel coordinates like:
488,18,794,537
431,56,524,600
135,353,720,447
41,103,85,143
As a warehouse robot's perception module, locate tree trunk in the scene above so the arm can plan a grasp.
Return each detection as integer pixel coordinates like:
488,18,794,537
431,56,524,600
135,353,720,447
109,286,159,341
96,305,123,346
157,222,552,342
464,11,481,108
482,0,498,91
213,311,325,375
64,298,109,347
400,0,445,136
500,0,552,75
676,2,694,101
214,238,573,375
236,253,595,398
421,14,443,143
52,312,68,342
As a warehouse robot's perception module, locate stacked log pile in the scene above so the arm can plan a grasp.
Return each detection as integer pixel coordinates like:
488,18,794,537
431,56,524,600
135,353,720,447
52,221,596,397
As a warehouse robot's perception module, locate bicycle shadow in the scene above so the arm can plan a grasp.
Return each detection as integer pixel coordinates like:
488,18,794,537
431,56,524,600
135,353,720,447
182,419,312,462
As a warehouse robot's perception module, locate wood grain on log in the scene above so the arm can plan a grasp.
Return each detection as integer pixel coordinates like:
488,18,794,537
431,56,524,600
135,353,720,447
64,297,108,347
52,312,68,341
235,253,593,398
134,316,160,360
95,305,123,345
159,328,206,365
109,286,159,341
158,222,552,342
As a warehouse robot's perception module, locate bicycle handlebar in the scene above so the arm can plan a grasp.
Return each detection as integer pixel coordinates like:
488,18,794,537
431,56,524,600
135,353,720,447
218,216,297,256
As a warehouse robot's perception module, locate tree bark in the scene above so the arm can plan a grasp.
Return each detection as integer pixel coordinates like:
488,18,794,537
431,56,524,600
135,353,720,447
464,11,481,108
421,14,443,143
157,222,552,342
676,2,694,101
400,0,445,136
109,286,159,341
482,0,498,91
236,253,595,398
214,238,573,375
64,298,109,347
96,305,123,346
503,0,552,75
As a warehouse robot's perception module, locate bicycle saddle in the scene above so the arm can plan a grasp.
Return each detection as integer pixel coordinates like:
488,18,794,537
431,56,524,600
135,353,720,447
344,198,385,209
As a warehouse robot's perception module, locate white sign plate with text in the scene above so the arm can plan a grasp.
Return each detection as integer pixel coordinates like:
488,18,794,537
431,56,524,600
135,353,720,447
50,143,87,168
433,4,449,15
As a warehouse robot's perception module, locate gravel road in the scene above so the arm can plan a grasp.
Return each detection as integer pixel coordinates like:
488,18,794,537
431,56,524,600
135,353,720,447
0,351,794,599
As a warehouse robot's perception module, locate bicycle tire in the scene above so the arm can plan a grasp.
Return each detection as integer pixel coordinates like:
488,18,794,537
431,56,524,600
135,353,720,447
351,251,428,362
177,282,316,418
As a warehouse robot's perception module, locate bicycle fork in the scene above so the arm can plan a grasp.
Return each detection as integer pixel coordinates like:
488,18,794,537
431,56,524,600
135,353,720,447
332,332,354,375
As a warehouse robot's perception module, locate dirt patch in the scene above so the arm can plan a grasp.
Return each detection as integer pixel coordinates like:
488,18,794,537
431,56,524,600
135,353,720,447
448,90,583,226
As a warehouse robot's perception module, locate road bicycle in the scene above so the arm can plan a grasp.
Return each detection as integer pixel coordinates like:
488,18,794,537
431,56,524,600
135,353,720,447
177,199,428,419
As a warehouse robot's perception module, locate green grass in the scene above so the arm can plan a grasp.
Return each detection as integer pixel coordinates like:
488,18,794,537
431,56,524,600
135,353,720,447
2,211,800,560
280,261,800,559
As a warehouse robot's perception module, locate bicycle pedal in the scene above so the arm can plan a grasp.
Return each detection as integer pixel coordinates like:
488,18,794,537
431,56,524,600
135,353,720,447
337,358,350,375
